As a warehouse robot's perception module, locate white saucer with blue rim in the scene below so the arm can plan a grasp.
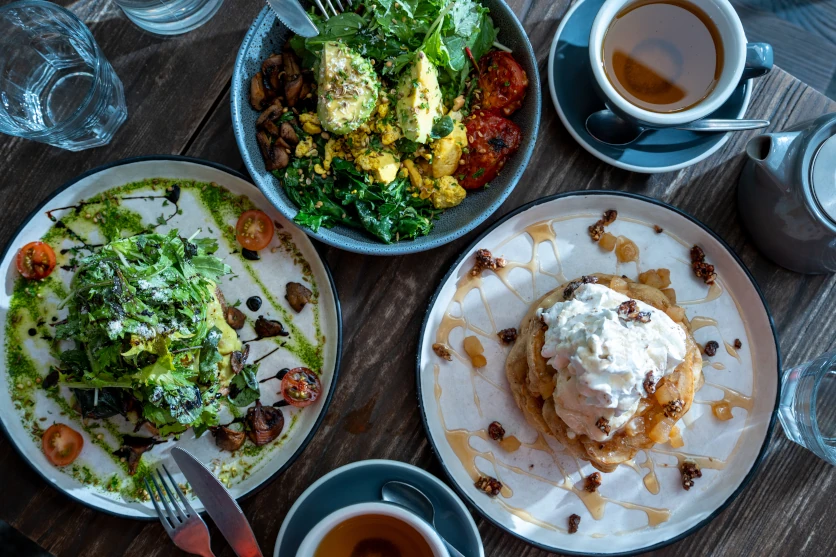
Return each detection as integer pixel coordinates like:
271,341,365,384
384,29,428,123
274,459,484,557
548,0,752,173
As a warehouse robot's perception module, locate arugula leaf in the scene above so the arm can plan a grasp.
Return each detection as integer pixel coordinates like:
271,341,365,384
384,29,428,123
228,364,260,407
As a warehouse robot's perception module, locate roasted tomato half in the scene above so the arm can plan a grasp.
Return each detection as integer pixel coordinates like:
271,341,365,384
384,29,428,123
42,423,83,466
16,241,56,280
478,51,529,116
458,110,522,190
281,367,322,408
236,210,275,251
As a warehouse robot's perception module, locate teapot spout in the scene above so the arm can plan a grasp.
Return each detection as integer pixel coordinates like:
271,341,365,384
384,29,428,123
745,132,800,194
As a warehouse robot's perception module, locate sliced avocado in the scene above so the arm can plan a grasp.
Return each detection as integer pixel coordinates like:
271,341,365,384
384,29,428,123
317,41,380,135
396,51,443,144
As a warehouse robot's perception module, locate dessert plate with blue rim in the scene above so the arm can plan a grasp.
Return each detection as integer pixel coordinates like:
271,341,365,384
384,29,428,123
274,459,484,557
548,0,752,174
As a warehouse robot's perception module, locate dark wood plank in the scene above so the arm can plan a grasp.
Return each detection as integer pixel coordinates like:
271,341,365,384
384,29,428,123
2,1,836,556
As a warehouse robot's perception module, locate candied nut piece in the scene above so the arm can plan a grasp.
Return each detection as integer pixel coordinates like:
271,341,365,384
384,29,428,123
664,398,684,418
643,371,657,395
563,275,597,300
432,343,452,361
584,472,602,493
588,209,618,241
617,300,651,323
690,245,717,285
654,225,663,234
474,475,503,497
734,338,743,349
681,461,702,491
704,340,719,357
497,328,518,344
488,421,506,441
568,514,581,534
596,417,611,435
470,248,507,276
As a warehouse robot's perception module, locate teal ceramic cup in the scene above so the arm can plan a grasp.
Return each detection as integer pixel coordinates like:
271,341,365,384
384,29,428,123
588,0,772,128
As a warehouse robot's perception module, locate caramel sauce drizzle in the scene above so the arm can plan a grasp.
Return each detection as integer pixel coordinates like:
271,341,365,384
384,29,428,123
431,215,754,535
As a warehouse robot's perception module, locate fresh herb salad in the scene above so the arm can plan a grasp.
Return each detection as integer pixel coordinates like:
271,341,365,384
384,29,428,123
249,0,529,243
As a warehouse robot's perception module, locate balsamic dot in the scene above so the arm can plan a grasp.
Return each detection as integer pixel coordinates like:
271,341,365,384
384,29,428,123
246,296,263,312
242,249,260,261
28,328,37,337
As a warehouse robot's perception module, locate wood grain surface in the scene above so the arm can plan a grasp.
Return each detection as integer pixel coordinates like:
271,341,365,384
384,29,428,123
1,1,835,556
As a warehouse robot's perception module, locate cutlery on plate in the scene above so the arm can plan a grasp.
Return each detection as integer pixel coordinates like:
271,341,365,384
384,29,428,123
266,0,319,37
381,480,466,557
144,465,216,557
172,447,264,557
585,109,770,146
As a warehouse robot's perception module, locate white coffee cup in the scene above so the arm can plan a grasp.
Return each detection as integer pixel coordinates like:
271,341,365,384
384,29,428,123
296,502,448,557
588,0,772,127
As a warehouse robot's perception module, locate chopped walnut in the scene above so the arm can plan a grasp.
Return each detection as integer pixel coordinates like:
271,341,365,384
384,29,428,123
563,275,597,300
643,371,657,395
432,343,452,361
665,398,684,418
568,514,581,534
488,421,505,441
596,417,611,435
653,225,664,234
704,340,719,357
734,338,743,350
588,210,618,241
474,475,503,497
470,248,507,276
690,245,717,285
497,328,518,344
584,472,602,493
681,461,702,491
617,300,651,323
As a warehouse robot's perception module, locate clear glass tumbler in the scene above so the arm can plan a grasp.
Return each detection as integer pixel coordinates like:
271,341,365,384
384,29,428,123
0,1,127,151
113,0,225,35
779,351,836,465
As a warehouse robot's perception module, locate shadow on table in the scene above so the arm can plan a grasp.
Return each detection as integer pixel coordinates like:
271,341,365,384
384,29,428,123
0,520,54,557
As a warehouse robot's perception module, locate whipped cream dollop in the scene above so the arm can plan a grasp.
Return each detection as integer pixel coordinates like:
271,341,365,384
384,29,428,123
538,283,687,442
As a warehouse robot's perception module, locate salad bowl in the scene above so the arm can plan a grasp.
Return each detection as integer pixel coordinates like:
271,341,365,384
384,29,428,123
231,0,541,255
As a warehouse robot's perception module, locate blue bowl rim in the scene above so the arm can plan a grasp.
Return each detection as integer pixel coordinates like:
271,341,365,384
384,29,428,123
231,2,542,255
415,189,781,555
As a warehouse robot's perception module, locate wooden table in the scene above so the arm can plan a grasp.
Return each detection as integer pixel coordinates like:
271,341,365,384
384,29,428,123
1,1,834,556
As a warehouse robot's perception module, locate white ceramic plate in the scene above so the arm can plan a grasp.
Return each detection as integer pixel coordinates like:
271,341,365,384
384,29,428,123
0,157,341,519
417,192,779,555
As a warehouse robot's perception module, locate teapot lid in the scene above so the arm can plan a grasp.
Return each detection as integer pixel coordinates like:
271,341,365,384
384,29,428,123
811,134,836,222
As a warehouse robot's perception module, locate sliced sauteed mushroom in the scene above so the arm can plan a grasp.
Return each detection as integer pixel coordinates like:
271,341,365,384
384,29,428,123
226,306,247,330
230,344,249,375
255,315,289,338
256,131,290,171
261,53,284,92
250,72,267,111
245,400,285,446
256,99,283,129
280,122,299,146
285,282,313,312
283,50,303,106
113,435,161,475
210,425,246,452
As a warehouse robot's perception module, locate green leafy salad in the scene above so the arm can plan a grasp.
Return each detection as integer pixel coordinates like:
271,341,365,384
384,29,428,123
54,230,242,438
251,0,515,244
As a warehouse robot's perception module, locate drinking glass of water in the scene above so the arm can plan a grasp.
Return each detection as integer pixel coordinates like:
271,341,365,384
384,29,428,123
0,1,127,151
114,0,225,35
779,351,836,465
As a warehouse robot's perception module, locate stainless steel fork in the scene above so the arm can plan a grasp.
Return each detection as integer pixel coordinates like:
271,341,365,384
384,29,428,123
145,465,216,557
313,0,352,19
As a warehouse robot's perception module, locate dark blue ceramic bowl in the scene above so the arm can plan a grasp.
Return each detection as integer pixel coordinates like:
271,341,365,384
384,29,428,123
231,3,541,255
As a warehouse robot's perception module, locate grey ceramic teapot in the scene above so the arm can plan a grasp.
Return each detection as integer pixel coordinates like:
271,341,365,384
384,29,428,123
738,113,836,274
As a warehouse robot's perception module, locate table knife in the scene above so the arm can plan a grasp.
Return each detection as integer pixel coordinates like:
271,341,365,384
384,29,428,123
171,447,263,557
266,0,319,38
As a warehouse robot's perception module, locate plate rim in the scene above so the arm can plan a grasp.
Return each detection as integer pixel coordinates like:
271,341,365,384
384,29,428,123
414,190,781,556
230,3,542,255
273,458,485,557
547,0,752,174
0,155,343,521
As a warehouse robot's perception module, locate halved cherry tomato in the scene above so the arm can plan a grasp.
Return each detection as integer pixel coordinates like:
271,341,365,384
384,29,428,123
16,241,56,280
42,423,83,466
458,110,522,190
235,210,274,251
281,367,322,408
478,51,529,116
